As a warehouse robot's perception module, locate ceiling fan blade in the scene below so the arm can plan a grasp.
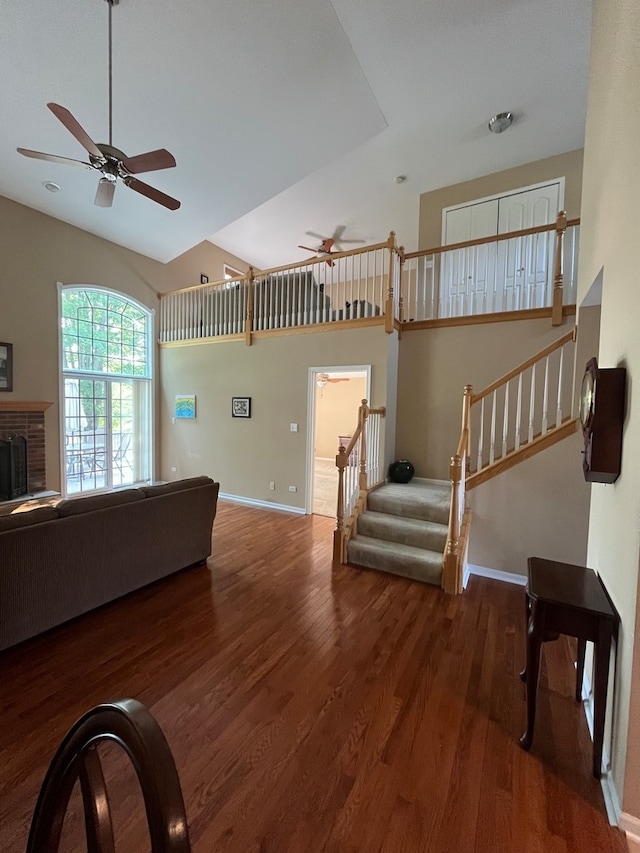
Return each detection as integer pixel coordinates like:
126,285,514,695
332,225,347,241
124,176,181,211
305,231,328,241
335,238,365,245
47,103,104,160
17,148,92,169
298,244,319,253
95,178,115,208
121,148,177,174
328,378,349,383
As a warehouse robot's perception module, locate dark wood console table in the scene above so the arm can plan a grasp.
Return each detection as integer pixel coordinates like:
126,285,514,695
519,556,619,778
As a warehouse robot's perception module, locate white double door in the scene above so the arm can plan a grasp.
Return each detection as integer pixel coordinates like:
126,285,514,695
441,181,561,316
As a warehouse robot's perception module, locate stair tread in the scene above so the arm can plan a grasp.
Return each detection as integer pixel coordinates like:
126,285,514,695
368,478,450,523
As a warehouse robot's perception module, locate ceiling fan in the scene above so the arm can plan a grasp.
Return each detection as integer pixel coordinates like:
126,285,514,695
298,225,364,266
17,0,180,211
316,373,350,388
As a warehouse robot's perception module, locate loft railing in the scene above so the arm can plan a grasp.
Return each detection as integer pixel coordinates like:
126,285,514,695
401,212,580,326
333,399,386,564
443,329,578,593
159,233,399,344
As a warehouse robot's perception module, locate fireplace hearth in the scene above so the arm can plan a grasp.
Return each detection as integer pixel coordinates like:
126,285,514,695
0,435,28,500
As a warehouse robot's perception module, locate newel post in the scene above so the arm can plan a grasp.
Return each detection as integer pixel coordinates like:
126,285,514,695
333,445,347,564
245,267,254,347
443,454,463,595
552,211,567,327
384,231,397,334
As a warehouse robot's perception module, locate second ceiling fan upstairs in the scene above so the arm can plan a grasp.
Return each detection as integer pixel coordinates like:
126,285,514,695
17,0,180,211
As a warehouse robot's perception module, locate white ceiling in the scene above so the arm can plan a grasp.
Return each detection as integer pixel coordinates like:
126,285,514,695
0,0,592,269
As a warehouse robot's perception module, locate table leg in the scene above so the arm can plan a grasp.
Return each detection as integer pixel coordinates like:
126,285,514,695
520,590,531,683
520,602,544,751
592,623,613,778
576,638,586,702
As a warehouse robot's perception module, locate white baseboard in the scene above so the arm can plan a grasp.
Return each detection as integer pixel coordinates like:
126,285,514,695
580,666,621,826
219,493,306,515
463,563,528,589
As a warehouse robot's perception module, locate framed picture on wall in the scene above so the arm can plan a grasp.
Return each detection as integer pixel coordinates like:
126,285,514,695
0,342,13,392
232,397,251,418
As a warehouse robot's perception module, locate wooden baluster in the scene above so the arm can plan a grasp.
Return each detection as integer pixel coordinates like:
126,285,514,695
477,397,485,472
542,356,550,435
552,210,567,326
385,232,396,334
502,381,510,458
398,246,405,323
358,399,368,491
515,373,523,451
556,345,564,426
528,363,536,444
489,391,497,465
244,268,254,347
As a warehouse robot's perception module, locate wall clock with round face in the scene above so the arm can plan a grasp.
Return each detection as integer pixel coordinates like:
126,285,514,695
580,357,626,483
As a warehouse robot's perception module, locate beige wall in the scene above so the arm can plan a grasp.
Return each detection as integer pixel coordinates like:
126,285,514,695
159,326,388,509
0,195,249,491
314,377,367,458
418,149,584,249
467,432,590,574
577,0,640,812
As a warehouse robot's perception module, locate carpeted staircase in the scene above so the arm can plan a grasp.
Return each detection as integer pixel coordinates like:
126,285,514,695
347,478,450,586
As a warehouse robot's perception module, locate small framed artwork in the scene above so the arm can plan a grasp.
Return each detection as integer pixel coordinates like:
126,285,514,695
175,394,196,419
0,342,13,392
232,396,251,418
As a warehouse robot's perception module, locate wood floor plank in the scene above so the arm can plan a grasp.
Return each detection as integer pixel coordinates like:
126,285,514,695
0,501,628,852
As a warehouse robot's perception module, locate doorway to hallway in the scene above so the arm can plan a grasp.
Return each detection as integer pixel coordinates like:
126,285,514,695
306,366,370,517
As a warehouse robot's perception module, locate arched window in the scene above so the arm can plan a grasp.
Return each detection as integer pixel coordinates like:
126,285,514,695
60,286,153,495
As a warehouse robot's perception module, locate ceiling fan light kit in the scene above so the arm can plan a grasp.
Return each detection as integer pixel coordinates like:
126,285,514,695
17,0,180,211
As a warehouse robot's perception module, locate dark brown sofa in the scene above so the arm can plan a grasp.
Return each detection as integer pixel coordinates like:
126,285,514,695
0,476,219,651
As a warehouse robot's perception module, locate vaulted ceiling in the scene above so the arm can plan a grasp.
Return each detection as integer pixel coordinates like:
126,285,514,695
0,0,591,268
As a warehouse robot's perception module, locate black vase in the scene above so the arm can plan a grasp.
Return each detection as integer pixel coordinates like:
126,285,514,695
388,459,415,484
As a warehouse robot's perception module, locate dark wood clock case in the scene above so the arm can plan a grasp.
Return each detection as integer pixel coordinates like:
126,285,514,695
581,357,626,483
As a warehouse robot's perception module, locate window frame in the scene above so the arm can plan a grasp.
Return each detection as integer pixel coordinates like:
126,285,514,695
58,283,155,497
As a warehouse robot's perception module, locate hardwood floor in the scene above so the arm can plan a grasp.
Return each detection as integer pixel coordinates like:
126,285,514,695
0,501,627,852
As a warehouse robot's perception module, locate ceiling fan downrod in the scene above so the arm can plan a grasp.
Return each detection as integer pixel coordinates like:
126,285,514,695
105,0,119,148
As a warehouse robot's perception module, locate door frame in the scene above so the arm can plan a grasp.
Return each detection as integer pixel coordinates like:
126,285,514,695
305,364,371,515
441,177,566,242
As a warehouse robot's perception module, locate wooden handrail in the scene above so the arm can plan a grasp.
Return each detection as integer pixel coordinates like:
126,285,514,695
443,385,472,595
471,328,575,404
404,216,580,261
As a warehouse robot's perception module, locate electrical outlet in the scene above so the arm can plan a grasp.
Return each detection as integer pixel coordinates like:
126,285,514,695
290,423,298,432
288,485,297,492
269,481,275,490
171,466,177,472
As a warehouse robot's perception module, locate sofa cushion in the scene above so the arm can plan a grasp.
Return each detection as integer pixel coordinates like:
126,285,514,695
139,476,214,498
56,489,144,517
0,507,60,531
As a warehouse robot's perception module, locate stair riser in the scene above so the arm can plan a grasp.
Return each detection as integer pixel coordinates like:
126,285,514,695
348,540,442,586
357,515,447,551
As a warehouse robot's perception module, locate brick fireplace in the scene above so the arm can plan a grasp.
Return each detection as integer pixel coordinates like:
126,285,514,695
0,401,52,495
